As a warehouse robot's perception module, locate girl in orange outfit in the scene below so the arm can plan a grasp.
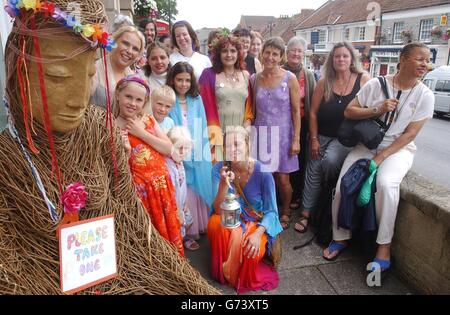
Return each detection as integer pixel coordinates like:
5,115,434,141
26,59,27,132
115,75,184,256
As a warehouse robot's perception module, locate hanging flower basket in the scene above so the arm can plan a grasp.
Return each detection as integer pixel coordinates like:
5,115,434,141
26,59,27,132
401,29,413,42
431,26,443,39
134,0,158,18
443,28,450,41
401,30,413,39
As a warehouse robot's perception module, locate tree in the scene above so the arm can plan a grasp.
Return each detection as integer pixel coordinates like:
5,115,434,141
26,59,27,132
134,0,178,26
155,0,178,26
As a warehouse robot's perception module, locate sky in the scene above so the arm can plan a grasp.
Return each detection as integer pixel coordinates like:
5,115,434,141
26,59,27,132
175,0,329,30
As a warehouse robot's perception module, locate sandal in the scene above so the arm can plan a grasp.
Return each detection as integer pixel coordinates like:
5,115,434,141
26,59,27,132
323,240,347,261
294,216,309,234
183,238,200,251
279,214,291,230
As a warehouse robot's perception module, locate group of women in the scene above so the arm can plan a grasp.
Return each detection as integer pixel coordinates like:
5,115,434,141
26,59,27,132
90,17,434,293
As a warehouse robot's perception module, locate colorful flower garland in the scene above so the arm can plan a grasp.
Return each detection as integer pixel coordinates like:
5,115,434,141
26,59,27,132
5,0,117,51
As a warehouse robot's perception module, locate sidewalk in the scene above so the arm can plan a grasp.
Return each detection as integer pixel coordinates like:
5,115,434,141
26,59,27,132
186,211,415,295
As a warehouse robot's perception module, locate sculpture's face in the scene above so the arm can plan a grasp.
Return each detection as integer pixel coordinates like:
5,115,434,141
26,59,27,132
28,33,96,133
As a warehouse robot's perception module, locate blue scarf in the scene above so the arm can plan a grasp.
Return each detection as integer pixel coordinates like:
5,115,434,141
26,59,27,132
169,95,213,207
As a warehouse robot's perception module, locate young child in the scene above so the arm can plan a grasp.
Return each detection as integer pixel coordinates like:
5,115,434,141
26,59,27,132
167,62,213,242
166,126,200,251
114,75,184,257
151,85,176,133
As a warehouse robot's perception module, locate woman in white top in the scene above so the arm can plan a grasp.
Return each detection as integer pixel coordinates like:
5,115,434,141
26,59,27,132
170,20,212,81
322,43,435,281
142,42,171,92
91,26,145,108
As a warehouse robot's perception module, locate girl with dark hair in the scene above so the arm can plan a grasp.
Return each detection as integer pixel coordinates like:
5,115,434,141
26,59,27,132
323,43,434,284
170,20,212,80
167,62,213,246
199,36,254,163
141,42,171,92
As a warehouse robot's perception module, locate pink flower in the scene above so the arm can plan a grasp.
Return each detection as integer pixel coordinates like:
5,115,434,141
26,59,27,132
61,182,88,214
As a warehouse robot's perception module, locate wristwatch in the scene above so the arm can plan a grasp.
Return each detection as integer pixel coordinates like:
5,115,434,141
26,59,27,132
372,106,379,114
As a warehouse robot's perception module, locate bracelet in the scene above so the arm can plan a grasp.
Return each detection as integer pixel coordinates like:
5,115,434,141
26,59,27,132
310,136,318,140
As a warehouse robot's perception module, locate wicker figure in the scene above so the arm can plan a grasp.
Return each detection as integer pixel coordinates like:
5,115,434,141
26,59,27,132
0,0,219,295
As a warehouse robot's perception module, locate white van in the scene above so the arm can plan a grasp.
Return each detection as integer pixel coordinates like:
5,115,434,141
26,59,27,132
423,66,450,117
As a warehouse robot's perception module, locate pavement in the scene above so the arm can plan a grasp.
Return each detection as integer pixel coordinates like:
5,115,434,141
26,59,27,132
186,211,415,295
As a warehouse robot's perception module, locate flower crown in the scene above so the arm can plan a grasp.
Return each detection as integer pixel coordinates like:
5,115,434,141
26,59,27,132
4,0,117,51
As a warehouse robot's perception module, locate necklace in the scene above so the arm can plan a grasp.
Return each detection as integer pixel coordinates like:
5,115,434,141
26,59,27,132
390,75,418,123
224,71,239,83
233,160,253,183
337,73,352,104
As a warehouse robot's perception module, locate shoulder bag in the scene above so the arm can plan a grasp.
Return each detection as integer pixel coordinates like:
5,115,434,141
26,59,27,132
338,76,396,150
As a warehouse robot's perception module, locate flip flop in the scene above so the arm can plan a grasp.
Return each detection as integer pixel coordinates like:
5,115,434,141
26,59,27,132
294,216,309,233
367,258,391,282
323,240,347,261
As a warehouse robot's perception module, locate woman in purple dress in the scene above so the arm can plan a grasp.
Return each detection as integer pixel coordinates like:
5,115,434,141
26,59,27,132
252,37,301,229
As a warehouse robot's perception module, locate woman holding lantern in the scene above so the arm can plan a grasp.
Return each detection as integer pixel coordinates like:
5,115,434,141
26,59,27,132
207,127,283,294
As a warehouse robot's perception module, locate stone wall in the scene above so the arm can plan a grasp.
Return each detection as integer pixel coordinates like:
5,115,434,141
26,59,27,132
393,172,450,294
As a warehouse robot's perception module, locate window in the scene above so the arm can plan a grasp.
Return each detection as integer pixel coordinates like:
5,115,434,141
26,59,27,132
422,79,434,89
353,27,365,41
388,65,396,75
435,80,450,92
359,27,366,40
419,19,433,42
344,28,350,41
393,22,405,43
318,29,326,43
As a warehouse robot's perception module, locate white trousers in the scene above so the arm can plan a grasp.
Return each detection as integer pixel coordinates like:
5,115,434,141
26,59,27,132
332,144,415,244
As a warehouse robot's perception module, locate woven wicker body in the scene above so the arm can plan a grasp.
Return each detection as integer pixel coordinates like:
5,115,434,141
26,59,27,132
0,106,219,295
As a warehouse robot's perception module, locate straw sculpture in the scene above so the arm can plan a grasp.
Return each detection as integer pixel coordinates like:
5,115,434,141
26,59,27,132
0,0,220,295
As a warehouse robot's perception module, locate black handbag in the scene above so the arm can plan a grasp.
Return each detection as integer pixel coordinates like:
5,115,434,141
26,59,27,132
338,76,393,150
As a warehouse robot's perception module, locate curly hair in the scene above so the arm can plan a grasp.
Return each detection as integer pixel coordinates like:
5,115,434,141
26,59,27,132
211,36,246,74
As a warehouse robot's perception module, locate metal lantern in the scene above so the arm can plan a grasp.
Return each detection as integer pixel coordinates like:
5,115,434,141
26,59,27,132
220,193,241,229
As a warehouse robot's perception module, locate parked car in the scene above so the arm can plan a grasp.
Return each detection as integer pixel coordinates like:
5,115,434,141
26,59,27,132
423,66,450,117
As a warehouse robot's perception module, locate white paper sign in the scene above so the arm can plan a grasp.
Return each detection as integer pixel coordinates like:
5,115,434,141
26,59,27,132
59,215,117,294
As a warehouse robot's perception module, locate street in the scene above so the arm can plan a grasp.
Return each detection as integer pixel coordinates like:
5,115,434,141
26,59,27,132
413,115,450,189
